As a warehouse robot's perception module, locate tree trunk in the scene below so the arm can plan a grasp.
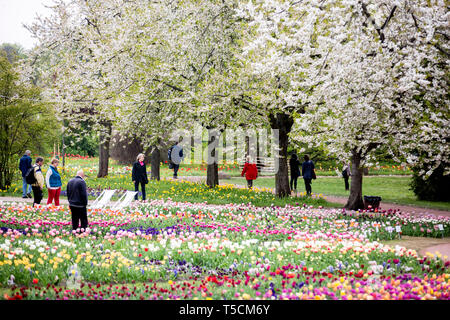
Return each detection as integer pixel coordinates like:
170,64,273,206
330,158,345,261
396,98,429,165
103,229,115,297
245,135,249,156
0,157,13,189
0,162,4,189
206,129,219,188
269,112,293,198
345,151,365,210
5,161,13,188
207,162,218,188
97,121,112,178
151,146,160,181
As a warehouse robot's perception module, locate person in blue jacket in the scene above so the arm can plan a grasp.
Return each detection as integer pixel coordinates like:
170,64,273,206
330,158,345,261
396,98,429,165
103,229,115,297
19,150,32,198
46,158,62,206
301,154,315,196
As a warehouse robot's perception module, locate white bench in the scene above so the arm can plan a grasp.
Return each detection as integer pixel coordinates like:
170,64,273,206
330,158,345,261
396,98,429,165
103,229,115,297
88,189,116,209
111,191,138,210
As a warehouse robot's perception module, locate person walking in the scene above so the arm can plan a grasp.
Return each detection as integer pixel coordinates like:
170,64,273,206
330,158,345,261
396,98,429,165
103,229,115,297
301,155,315,196
289,154,301,193
46,158,62,206
67,170,88,232
168,140,184,179
31,157,45,206
342,162,351,191
132,153,148,201
19,150,32,198
241,155,258,189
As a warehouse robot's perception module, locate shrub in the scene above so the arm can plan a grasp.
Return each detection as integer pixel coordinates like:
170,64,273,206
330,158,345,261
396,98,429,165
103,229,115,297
410,164,450,201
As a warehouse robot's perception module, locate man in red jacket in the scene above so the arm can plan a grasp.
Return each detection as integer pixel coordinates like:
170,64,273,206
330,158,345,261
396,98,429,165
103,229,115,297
241,155,258,189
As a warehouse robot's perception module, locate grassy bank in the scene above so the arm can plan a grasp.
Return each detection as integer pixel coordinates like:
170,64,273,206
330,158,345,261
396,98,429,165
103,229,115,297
225,176,450,211
1,156,446,210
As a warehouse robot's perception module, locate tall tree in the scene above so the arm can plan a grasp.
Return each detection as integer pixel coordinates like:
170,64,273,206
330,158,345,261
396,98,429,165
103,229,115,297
25,0,137,177
0,43,26,64
0,54,59,188
223,1,312,197
286,0,449,209
235,0,448,203
26,0,251,182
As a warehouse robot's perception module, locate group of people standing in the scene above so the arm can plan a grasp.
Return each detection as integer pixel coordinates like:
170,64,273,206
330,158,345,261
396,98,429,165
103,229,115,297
18,146,350,229
240,153,351,194
240,154,316,194
290,155,351,193
19,150,89,231
19,151,62,206
289,154,316,195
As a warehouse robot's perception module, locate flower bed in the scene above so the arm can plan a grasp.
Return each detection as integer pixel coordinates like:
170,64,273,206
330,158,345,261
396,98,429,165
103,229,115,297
56,179,329,207
0,200,449,300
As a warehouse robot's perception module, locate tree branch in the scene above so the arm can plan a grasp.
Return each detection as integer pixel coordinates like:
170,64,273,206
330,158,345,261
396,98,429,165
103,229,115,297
380,5,397,31
360,2,397,43
433,43,450,57
152,79,184,92
85,18,102,37
195,48,215,85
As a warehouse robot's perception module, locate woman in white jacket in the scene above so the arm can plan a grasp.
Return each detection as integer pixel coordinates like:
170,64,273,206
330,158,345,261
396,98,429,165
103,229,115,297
46,158,62,206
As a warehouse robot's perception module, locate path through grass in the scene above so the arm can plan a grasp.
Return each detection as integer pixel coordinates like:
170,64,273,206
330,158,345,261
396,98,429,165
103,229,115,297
226,176,450,211
1,156,448,210
382,236,450,257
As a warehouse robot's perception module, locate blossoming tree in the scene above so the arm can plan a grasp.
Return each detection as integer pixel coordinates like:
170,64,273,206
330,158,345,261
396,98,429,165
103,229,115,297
289,0,448,209
26,0,253,184
24,0,447,203
25,0,134,177
235,0,448,205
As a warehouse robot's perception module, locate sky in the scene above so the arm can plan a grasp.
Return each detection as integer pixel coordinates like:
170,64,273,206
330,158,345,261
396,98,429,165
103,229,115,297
0,0,54,50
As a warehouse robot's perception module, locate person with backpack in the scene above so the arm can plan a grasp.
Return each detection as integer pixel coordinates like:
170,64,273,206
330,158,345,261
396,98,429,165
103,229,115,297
241,155,258,189
46,158,62,206
28,157,45,206
301,155,315,196
168,140,184,179
132,153,148,201
342,162,351,191
19,150,32,198
289,154,301,193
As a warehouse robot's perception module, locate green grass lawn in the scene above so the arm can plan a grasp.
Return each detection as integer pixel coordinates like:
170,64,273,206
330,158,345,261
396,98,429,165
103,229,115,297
0,156,332,208
225,176,450,211
1,156,447,210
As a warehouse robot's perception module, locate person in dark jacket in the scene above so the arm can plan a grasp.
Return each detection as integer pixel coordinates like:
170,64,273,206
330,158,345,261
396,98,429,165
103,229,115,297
301,155,315,196
19,150,32,198
132,153,148,200
342,162,351,191
67,170,88,231
289,154,301,193
241,155,258,189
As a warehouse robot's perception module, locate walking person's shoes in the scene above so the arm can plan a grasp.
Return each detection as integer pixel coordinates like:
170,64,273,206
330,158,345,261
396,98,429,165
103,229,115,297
22,196,28,199
27,193,32,198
